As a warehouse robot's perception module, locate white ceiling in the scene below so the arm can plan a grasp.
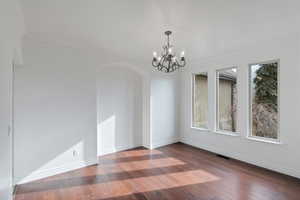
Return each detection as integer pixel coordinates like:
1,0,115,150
19,0,300,64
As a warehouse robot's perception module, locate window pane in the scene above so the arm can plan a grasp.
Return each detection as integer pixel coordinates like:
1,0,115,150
217,68,237,132
193,73,208,129
250,61,278,139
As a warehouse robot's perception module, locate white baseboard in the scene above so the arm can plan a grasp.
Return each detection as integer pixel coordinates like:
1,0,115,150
16,159,98,185
99,144,142,156
9,185,13,200
181,138,300,179
142,144,151,149
151,137,180,149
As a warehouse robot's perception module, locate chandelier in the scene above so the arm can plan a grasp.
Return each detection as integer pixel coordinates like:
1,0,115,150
152,31,186,73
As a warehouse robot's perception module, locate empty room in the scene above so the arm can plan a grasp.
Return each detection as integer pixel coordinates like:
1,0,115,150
1,0,300,200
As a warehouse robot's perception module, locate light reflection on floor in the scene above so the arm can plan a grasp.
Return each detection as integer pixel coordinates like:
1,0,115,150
15,148,220,200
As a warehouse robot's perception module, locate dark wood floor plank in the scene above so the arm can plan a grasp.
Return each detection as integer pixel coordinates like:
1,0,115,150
15,143,300,200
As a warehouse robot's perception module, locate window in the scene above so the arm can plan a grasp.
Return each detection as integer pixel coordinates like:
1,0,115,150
249,61,279,140
192,72,208,129
216,67,238,133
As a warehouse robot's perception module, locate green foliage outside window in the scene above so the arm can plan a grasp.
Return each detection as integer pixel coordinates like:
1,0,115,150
251,61,278,139
254,62,278,112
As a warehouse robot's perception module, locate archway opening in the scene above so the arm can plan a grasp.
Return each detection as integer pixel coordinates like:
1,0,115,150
97,66,144,156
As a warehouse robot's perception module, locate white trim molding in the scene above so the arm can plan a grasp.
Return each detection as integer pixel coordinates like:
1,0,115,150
181,138,300,179
151,137,180,149
16,159,98,184
99,145,142,156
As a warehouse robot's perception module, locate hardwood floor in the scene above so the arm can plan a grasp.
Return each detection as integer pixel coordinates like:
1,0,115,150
15,143,300,200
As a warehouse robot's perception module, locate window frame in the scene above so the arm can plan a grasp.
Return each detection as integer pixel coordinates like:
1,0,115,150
191,72,209,131
215,66,239,135
247,59,281,144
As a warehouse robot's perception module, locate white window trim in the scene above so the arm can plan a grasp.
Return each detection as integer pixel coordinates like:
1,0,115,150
246,135,281,144
191,127,210,132
214,130,240,137
247,59,281,144
191,72,209,130
215,66,239,136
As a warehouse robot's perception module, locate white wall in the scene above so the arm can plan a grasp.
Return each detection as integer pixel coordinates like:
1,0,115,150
180,33,300,178
0,0,25,199
13,33,181,183
96,65,181,153
14,40,98,184
0,43,13,200
151,72,180,148
97,66,143,155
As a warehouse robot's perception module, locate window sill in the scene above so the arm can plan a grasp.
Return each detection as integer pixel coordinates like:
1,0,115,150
191,127,209,132
214,130,239,137
191,127,239,137
246,136,281,145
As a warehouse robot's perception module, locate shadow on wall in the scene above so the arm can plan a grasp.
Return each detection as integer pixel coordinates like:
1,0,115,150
97,66,143,156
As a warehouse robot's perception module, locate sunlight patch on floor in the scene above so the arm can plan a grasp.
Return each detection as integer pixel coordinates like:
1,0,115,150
102,149,163,159
102,157,186,173
15,169,220,200
81,169,219,199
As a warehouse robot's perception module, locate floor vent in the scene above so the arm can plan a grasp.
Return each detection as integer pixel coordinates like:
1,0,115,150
216,154,230,160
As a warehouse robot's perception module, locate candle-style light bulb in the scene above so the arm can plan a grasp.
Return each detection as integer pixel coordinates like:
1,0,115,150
180,51,185,57
158,56,162,61
153,51,157,58
168,47,172,54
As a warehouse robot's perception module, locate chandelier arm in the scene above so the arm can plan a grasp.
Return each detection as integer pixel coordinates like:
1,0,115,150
166,59,171,73
176,59,186,68
170,62,176,73
172,62,177,72
152,59,159,68
162,59,168,72
162,54,167,64
161,54,168,69
181,59,186,67
174,60,180,67
163,60,169,72
170,66,175,73
156,55,163,71
172,63,176,72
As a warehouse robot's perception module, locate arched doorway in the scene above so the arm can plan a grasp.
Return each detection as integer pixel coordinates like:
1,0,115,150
96,65,148,156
